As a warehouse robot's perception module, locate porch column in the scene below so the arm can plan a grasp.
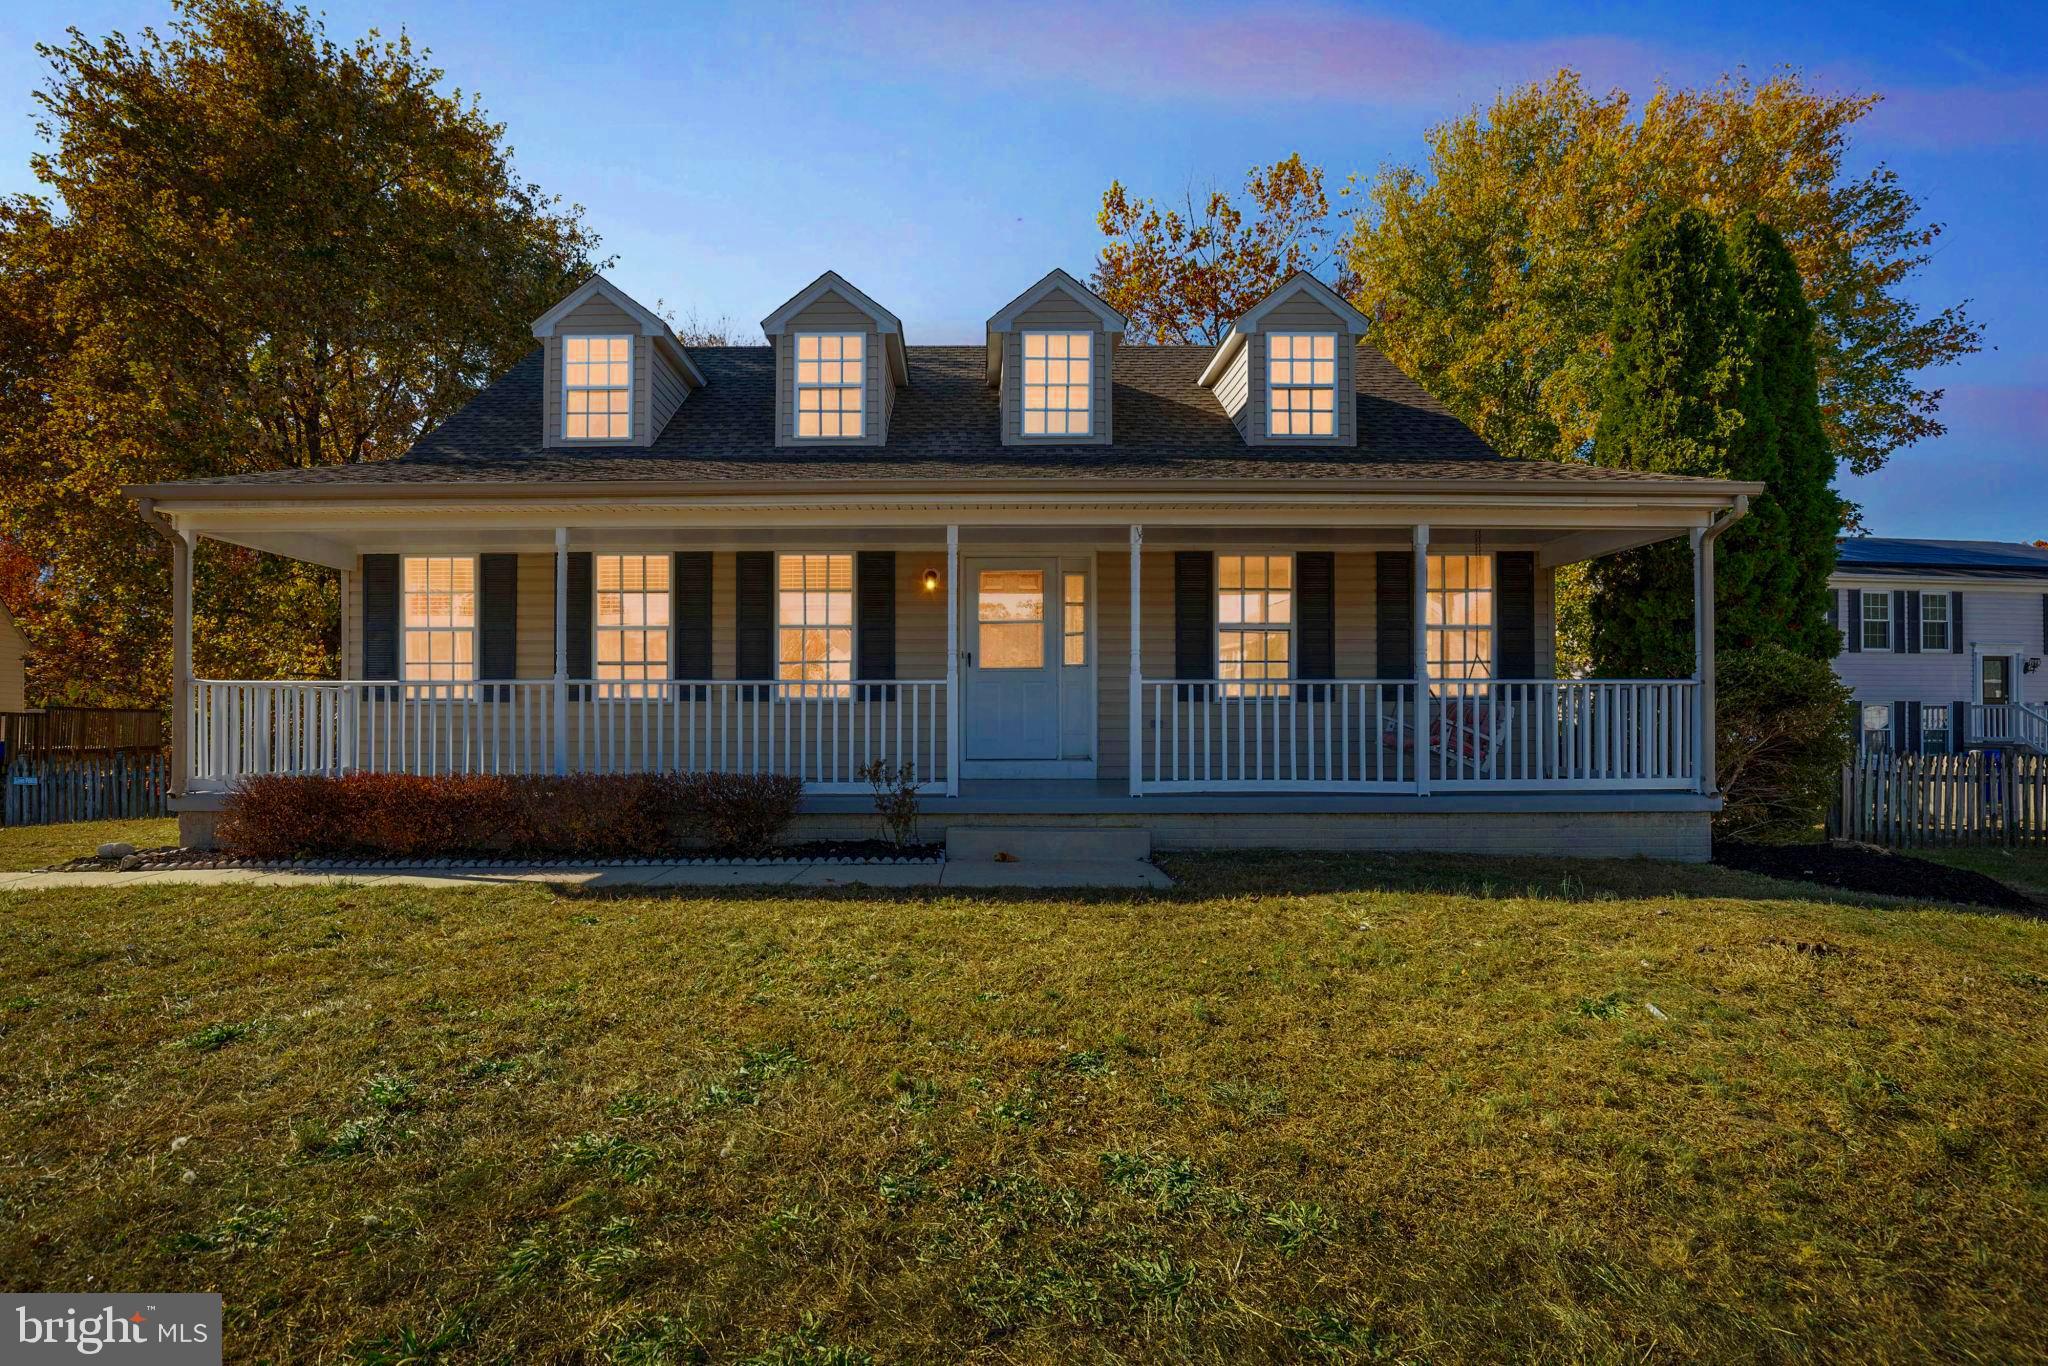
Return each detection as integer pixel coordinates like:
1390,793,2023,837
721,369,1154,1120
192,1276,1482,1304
170,528,194,797
1694,524,1718,795
553,527,569,775
1412,523,1430,796
1128,524,1143,798
945,525,960,796
337,562,355,776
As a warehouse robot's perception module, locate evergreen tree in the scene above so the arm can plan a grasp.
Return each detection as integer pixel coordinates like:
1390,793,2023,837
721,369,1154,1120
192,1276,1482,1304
1587,207,1747,676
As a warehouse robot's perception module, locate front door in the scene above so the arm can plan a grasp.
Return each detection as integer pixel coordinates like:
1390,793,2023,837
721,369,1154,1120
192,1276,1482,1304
960,560,1060,762
1982,653,2013,706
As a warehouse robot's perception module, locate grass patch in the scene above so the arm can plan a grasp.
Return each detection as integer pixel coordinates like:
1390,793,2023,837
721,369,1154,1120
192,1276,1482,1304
0,816,177,871
1918,845,2048,899
1,851,2044,1359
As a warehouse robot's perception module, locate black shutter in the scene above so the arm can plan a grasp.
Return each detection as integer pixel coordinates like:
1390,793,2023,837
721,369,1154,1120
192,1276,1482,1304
1845,589,1862,654
1952,591,1965,654
856,551,896,700
734,551,774,681
1952,700,1968,753
1174,552,1214,698
1907,700,1923,752
565,552,593,698
1905,590,1921,654
1826,589,1839,641
1497,551,1537,679
1892,590,1908,654
1376,552,1414,679
1891,700,1907,751
479,553,518,698
361,554,399,682
1294,552,1335,700
672,552,713,694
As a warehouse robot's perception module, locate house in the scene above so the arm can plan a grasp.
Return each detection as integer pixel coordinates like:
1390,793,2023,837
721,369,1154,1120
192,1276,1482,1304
0,599,27,713
1828,537,2048,754
128,268,1758,859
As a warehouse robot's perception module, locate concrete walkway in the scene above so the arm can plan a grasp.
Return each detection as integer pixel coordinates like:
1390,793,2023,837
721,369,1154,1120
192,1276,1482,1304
0,858,1172,892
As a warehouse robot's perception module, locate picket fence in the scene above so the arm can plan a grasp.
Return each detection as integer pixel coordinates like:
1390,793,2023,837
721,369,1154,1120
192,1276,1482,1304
1832,749,2048,848
3,750,171,826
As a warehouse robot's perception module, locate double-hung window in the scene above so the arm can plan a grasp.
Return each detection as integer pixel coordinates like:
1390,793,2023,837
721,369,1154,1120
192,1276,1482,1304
1022,331,1092,436
1860,593,1890,651
564,336,631,440
1919,592,1949,652
1426,553,1494,684
402,556,476,689
595,554,670,697
1920,706,1950,755
1218,554,1292,696
777,553,854,696
1861,703,1892,751
1266,333,1336,437
795,333,865,438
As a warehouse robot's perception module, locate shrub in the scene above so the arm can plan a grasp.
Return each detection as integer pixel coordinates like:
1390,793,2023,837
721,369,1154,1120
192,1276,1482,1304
1714,644,1854,842
857,760,921,849
675,771,802,856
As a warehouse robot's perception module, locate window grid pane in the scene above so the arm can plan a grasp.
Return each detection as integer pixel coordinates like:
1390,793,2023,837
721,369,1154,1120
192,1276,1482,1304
1217,554,1292,695
1021,331,1093,437
564,335,631,440
594,554,672,696
1920,594,1948,651
1063,572,1086,666
777,553,855,695
1426,554,1495,685
795,333,866,439
1861,595,1890,651
402,556,477,686
1266,332,1337,437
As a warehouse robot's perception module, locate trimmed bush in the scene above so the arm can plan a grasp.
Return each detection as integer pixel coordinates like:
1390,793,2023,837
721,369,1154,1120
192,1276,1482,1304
1714,644,1855,842
218,771,803,861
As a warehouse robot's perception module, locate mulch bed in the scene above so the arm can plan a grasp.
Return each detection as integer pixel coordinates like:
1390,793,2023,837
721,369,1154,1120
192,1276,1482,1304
46,838,945,874
1714,839,2039,913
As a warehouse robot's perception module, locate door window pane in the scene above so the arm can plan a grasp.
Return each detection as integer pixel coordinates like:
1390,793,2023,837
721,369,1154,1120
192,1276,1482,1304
1062,572,1086,666
978,570,1045,669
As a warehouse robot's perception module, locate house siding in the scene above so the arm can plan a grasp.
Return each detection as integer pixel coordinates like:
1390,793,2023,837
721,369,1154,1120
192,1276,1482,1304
649,348,691,440
1000,286,1114,446
1215,345,1251,440
773,290,888,448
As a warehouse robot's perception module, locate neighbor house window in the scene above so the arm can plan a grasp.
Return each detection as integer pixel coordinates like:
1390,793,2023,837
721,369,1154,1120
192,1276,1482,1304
595,554,670,696
1919,593,1949,652
1063,572,1087,666
1022,331,1092,436
1218,554,1292,695
1921,706,1949,755
1266,333,1336,437
1861,703,1892,751
777,553,853,695
795,333,865,438
402,556,476,686
1427,554,1494,683
1861,593,1890,650
564,336,631,440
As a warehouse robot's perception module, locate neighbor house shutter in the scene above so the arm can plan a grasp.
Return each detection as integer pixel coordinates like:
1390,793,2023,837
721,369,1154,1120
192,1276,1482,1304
1952,591,1965,654
1906,700,1923,751
1376,552,1414,679
1295,552,1335,687
1905,590,1922,655
1174,553,1214,696
566,552,593,698
1951,700,1968,753
1826,590,1839,641
479,553,518,697
1845,589,1862,654
734,551,774,681
361,554,400,682
672,552,713,689
1892,590,1909,654
1891,700,1907,750
856,551,896,697
1497,551,1537,679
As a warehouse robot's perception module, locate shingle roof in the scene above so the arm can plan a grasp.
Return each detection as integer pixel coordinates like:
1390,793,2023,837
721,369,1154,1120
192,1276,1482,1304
1834,537,2048,579
146,343,1737,491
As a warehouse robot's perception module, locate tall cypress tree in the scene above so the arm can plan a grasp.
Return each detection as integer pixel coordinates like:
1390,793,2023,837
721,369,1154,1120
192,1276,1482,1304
1588,207,1747,676
1724,213,1843,659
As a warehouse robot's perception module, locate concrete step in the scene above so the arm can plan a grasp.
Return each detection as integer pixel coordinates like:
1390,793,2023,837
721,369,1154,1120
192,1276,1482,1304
946,825,1152,863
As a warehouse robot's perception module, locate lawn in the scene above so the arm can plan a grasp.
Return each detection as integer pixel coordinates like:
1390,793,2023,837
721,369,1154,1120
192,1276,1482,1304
1,846,2045,1361
0,815,176,871
1918,845,2048,900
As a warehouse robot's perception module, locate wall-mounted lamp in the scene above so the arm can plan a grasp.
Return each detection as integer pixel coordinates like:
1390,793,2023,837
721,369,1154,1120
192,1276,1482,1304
921,566,942,594
2026,657,2042,675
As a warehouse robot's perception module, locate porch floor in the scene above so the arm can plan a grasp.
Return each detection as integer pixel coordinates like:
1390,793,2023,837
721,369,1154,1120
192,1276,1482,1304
800,779,1719,816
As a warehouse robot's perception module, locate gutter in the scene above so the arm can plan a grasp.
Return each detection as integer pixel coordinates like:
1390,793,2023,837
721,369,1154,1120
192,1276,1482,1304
135,496,181,546
1703,492,1749,548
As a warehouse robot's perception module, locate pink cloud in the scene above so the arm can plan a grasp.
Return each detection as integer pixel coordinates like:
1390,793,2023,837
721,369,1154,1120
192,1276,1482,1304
1935,383,2048,441
1859,84,2048,149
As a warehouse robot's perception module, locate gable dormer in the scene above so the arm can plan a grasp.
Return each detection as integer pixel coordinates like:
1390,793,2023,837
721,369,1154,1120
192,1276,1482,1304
760,271,908,448
1197,273,1371,448
985,269,1126,446
532,276,705,449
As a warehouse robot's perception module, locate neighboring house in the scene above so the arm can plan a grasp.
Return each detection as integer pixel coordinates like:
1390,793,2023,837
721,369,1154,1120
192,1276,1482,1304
129,268,1758,859
0,599,27,712
1828,538,2048,755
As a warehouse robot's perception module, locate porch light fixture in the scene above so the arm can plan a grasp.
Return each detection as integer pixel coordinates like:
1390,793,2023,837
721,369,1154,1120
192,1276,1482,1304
922,566,942,594
2027,657,2041,675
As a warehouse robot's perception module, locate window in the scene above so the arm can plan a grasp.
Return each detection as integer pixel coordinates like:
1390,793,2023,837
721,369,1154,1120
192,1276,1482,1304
1861,703,1892,751
1920,593,1949,652
1266,333,1336,437
1062,572,1087,667
978,571,1046,669
1218,554,1292,695
1921,707,1950,755
1426,554,1494,683
1861,593,1890,651
402,556,476,686
595,554,670,696
777,553,853,695
795,333,865,438
1022,332,1091,436
564,336,631,440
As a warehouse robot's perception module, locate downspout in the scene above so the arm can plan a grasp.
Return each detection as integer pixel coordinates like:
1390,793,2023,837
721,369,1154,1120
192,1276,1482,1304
137,498,194,798
1695,494,1749,796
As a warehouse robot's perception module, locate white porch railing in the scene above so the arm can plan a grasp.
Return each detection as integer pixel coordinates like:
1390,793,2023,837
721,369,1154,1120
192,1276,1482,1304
1137,678,1701,793
188,679,951,793
1965,702,2048,754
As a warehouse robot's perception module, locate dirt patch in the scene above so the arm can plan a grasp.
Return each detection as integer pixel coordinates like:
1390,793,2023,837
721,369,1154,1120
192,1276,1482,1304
1715,839,2039,913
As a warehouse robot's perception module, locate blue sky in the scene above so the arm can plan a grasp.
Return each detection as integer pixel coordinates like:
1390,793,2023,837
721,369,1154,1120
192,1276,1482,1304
1,0,2042,538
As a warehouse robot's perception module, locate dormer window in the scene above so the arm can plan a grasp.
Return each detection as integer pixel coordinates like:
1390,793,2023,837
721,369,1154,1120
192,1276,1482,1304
795,333,865,439
1267,333,1336,437
1022,331,1092,436
564,335,632,440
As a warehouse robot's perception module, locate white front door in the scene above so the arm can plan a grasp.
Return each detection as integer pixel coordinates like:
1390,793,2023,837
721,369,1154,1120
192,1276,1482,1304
960,559,1061,762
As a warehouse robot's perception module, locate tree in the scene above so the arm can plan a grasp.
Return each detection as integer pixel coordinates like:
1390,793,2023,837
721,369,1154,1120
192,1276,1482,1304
1348,70,1979,481
1092,154,1340,344
1585,207,1747,677
0,0,598,705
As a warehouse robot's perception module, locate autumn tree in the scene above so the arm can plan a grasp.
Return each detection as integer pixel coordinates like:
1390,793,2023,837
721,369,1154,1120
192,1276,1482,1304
0,0,597,705
1092,154,1341,344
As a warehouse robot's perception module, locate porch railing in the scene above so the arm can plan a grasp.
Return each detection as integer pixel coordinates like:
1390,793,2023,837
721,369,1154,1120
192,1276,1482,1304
189,679,951,793
1136,678,1702,793
1965,702,2048,754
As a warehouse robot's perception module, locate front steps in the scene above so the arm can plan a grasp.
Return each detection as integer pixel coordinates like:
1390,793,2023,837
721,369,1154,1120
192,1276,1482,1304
946,825,1153,863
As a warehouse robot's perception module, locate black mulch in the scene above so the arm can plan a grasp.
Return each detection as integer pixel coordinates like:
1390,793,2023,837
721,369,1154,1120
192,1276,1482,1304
1714,839,2039,913
45,838,944,873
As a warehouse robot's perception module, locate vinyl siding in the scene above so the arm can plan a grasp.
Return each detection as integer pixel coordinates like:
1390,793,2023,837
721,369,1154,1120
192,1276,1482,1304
1000,287,1114,446
541,296,646,450
1244,294,1358,448
1215,344,1252,440
774,290,888,447
649,348,692,439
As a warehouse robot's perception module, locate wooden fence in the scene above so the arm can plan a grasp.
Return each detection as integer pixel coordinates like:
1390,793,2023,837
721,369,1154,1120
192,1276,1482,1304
3,750,171,826
1832,750,2048,848
0,708,166,756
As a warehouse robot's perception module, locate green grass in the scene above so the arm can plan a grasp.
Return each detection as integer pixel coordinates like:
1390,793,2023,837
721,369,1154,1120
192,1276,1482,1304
0,816,177,871
2,852,2046,1361
1917,845,2048,899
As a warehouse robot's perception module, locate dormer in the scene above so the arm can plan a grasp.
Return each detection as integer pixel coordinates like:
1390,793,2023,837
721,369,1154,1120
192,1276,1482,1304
1197,273,1371,448
985,269,1126,446
531,276,705,449
760,271,908,448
